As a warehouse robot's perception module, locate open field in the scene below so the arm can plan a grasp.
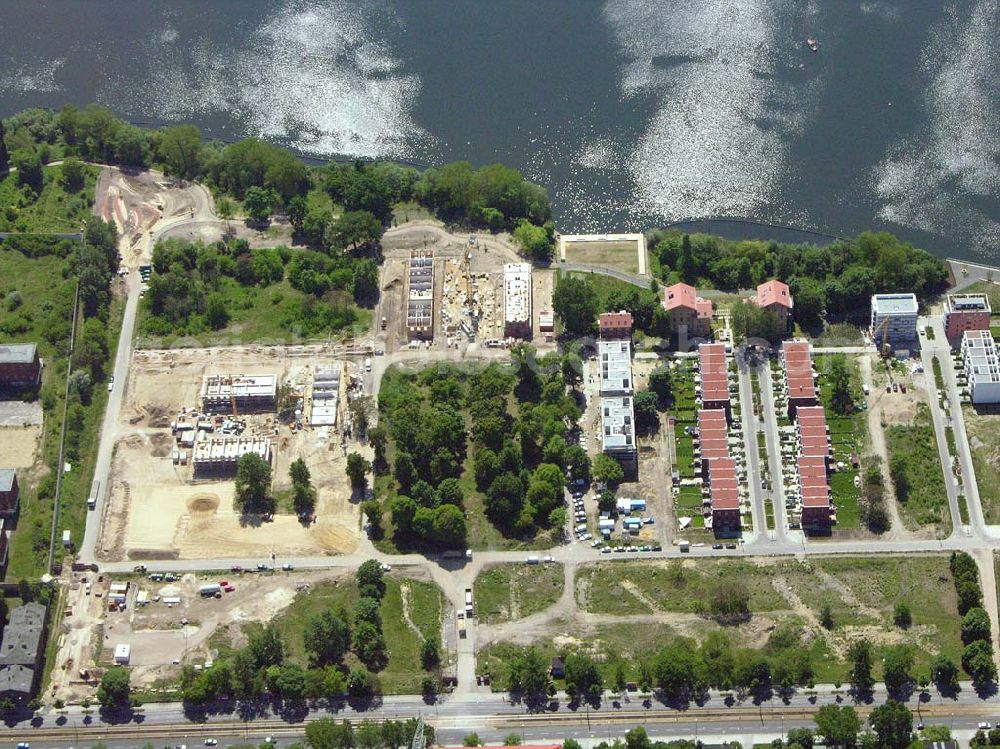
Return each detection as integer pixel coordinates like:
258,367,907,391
474,563,564,624
885,403,950,532
562,239,642,274
264,571,443,694
962,405,1000,524
98,346,361,561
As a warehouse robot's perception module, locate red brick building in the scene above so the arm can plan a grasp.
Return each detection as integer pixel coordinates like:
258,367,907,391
0,470,18,517
944,294,991,344
599,311,633,339
0,344,40,389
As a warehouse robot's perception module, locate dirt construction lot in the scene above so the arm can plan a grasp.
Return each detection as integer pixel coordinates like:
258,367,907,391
98,346,362,561
0,401,43,468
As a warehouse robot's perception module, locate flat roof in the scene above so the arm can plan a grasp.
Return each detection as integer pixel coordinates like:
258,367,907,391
0,603,45,667
201,375,277,400
962,330,1000,385
599,311,633,334
0,343,37,364
0,469,14,493
192,436,272,464
504,263,532,324
599,340,632,394
872,293,918,315
947,293,991,314
601,396,635,451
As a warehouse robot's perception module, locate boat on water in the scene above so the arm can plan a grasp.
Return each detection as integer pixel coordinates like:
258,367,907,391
806,37,819,51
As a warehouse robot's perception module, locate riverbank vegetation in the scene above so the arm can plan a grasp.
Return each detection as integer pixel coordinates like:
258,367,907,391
372,352,588,552
0,224,121,579
647,230,948,330
1,105,554,258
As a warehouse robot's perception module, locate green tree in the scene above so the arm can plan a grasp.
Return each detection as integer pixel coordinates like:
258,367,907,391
335,210,383,251
881,645,913,695
709,579,751,624
893,602,912,629
592,453,625,488
552,276,598,336
421,638,440,670
869,700,912,749
243,186,277,223
847,639,874,693
930,654,959,690
562,352,583,390
305,718,357,749
829,357,854,415
814,705,860,749
346,452,371,490
157,124,203,179
792,277,826,330
648,365,673,406
433,503,467,547
304,610,351,666
508,647,550,696
820,604,834,629
353,620,386,666
356,559,386,600
564,653,603,700
248,623,285,667
962,607,991,644
463,734,482,747
0,120,8,174
888,455,909,502
634,390,660,435
97,666,131,708
962,639,997,687
61,156,86,192
234,452,273,514
513,219,554,261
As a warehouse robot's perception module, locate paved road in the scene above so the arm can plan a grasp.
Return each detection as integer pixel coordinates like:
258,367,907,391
755,359,791,544
736,350,765,541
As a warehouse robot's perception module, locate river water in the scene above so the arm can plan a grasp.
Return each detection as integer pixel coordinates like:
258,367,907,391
1,0,998,261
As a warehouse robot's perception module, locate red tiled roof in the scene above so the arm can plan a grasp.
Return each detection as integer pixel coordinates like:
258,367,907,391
782,340,817,402
699,343,730,403
664,283,697,311
708,456,740,510
757,279,793,309
600,311,633,334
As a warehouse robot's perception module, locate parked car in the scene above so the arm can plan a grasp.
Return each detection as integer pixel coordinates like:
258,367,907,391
107,376,115,392
712,543,723,549
230,565,242,572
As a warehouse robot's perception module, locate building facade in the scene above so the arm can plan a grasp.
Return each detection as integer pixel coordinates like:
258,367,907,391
599,311,633,340
200,375,277,414
944,294,991,343
961,330,1000,405
870,293,919,347
0,469,18,517
0,344,41,390
663,283,713,339
780,340,818,419
756,279,793,332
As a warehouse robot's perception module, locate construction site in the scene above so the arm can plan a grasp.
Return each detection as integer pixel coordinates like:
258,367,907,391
96,347,364,562
378,224,557,352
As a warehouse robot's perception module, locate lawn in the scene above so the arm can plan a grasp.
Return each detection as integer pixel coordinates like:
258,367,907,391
885,404,951,533
814,354,866,530
808,323,865,347
563,239,642,274
266,574,443,694
474,563,564,624
962,405,1000,523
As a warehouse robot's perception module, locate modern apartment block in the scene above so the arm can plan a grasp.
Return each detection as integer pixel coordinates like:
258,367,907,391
870,293,918,347
598,336,637,476
961,330,1000,405
503,263,532,339
192,437,272,477
944,294,991,343
200,375,277,414
598,339,632,396
406,250,434,340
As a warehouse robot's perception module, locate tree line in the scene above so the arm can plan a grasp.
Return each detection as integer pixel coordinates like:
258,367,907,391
1,105,554,257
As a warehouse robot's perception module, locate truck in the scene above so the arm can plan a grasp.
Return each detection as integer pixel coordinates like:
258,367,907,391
464,588,473,616
526,555,540,565
199,583,222,597
88,480,101,510
457,616,466,638
364,357,372,372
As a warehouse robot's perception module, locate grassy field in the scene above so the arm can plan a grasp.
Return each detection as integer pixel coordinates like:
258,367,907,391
808,323,866,347
814,354,866,529
135,280,371,348
474,563,564,624
962,405,1000,523
561,555,964,683
885,404,951,532
266,574,443,694
563,239,642,274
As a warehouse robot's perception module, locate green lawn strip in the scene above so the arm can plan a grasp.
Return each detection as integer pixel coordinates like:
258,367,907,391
266,575,441,694
474,563,564,624
885,409,951,531
962,405,1000,524
813,354,865,530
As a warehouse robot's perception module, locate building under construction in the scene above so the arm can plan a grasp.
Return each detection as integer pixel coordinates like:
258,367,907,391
406,250,434,340
311,364,341,427
503,263,532,339
200,375,277,414
192,436,272,477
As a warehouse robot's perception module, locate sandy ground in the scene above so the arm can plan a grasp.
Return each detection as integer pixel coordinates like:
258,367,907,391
0,425,41,468
98,346,363,561
532,269,556,344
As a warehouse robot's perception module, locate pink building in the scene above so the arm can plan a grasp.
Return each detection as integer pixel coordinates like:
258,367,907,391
663,283,713,338
756,279,793,332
